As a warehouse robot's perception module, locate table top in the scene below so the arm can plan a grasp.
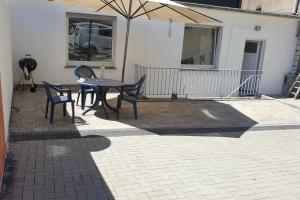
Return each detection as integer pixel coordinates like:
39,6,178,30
77,78,125,87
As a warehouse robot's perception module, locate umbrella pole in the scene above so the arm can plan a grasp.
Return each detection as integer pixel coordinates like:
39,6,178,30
121,17,131,82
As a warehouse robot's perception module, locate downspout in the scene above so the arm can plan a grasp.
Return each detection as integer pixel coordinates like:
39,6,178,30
238,0,243,9
297,21,300,75
294,0,300,14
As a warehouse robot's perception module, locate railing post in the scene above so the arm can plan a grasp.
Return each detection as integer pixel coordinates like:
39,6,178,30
255,71,262,98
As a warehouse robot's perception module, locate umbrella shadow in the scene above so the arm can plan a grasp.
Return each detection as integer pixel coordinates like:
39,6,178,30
7,135,116,200
94,99,258,138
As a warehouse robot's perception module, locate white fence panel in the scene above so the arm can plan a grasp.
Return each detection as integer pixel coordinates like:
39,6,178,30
135,64,262,98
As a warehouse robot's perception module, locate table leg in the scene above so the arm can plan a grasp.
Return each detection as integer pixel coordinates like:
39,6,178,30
101,87,109,119
82,87,109,119
103,87,118,113
82,87,100,116
81,90,85,110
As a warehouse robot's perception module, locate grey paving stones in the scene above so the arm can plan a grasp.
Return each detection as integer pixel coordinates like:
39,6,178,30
4,89,300,199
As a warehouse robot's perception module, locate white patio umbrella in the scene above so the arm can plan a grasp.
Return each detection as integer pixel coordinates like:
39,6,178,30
49,0,221,81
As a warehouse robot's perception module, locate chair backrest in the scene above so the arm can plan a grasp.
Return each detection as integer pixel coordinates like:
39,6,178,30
42,81,63,100
124,75,146,97
42,81,54,99
74,65,97,80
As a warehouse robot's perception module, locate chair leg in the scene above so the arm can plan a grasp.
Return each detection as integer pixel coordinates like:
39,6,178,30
91,92,94,104
76,92,81,106
116,98,121,119
50,103,55,124
45,99,49,119
63,103,66,116
71,102,75,123
81,92,86,110
133,102,137,120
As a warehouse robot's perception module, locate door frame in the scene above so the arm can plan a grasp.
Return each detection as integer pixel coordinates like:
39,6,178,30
0,76,7,187
240,40,265,95
242,39,265,71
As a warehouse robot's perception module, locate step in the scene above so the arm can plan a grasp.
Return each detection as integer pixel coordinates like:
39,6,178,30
292,87,300,91
290,92,297,96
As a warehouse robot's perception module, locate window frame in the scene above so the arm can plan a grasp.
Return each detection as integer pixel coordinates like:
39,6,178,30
181,24,221,69
66,12,116,68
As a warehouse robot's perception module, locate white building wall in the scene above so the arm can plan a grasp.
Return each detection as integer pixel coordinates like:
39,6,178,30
6,0,299,96
140,5,299,96
0,0,13,141
193,6,298,95
7,0,148,84
242,0,298,14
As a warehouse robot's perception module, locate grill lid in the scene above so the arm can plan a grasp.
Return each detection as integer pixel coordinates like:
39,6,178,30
18,54,37,73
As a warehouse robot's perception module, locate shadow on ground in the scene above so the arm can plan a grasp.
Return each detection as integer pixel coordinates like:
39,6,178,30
3,136,115,200
98,98,258,138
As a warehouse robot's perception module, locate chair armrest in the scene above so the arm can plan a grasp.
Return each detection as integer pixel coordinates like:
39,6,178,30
122,84,137,93
49,85,72,99
59,88,72,100
49,84,63,91
123,84,136,89
51,84,63,89
122,84,140,97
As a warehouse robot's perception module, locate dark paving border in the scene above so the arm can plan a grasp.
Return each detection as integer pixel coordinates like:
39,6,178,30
9,130,106,142
9,126,252,141
9,124,300,142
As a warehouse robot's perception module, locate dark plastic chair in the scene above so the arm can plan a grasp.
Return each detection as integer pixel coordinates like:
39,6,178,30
42,81,75,124
117,75,146,119
74,65,97,110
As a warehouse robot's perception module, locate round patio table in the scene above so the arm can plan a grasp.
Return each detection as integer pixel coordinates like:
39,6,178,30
77,78,125,118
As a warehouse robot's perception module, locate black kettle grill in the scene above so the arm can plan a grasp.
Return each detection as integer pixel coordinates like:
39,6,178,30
16,54,37,92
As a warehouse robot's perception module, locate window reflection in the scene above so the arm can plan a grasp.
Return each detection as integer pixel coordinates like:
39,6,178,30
181,27,217,66
68,16,113,63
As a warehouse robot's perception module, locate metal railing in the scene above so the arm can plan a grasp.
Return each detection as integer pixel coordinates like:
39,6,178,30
228,70,263,97
135,64,262,98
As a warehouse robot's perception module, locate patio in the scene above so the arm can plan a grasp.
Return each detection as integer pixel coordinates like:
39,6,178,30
10,87,259,138
1,0,300,199
2,88,300,199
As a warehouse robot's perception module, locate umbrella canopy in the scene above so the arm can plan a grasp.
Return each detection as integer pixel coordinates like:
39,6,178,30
50,0,221,80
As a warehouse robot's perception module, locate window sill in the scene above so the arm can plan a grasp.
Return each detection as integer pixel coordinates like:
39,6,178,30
65,65,117,69
180,65,217,71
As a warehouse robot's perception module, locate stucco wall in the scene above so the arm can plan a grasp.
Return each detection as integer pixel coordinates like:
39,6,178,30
0,0,13,141
143,5,299,95
7,0,150,84
242,0,296,13
192,6,298,95
6,0,299,95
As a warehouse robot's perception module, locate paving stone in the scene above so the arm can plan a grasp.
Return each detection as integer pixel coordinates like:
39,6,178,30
5,90,300,199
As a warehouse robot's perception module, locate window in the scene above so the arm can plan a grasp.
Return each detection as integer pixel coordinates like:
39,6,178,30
244,42,258,53
67,13,115,66
181,26,218,67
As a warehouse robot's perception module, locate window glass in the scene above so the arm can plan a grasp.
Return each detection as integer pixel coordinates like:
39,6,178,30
68,16,113,63
244,42,258,53
181,27,217,66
